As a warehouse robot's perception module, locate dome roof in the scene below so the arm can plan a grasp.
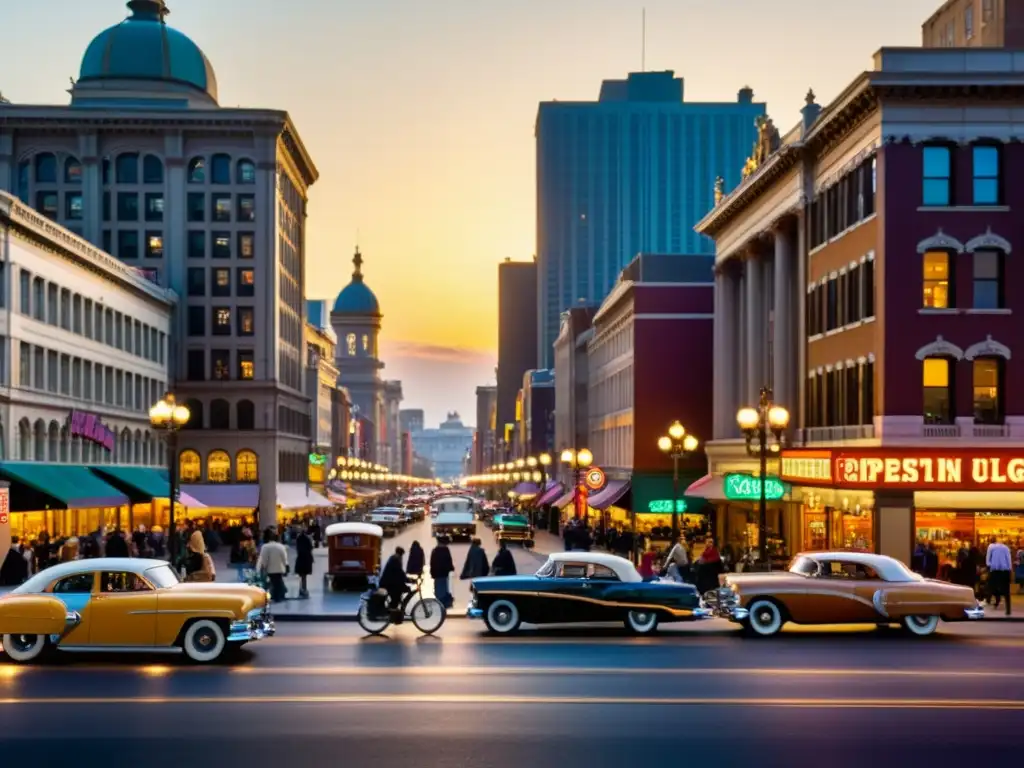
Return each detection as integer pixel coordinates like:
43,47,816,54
78,1,218,102
333,247,381,315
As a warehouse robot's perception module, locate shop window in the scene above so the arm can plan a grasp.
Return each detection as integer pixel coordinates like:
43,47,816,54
922,250,952,308
237,400,255,430
211,154,232,185
972,249,1003,309
179,450,201,482
237,159,256,184
207,450,231,483
923,358,954,424
973,358,1004,424
922,145,952,206
188,157,206,183
236,449,258,481
64,157,82,184
972,144,1000,205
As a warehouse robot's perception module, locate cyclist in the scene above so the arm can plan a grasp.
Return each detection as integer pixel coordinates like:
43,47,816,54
379,546,415,611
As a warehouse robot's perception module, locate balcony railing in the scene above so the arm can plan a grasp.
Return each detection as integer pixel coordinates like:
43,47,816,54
798,420,1017,444
798,425,875,443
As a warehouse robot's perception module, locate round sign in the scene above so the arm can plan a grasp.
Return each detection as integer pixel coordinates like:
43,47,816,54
584,467,606,491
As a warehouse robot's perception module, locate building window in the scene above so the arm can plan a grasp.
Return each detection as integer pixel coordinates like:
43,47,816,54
346,333,356,356
236,449,258,479
36,192,58,220
212,194,232,222
237,268,254,297
922,145,952,206
186,349,205,381
179,450,202,482
212,232,231,258
238,350,254,380
238,232,255,258
972,145,1000,205
188,230,206,259
238,307,254,336
116,153,139,184
965,4,974,38
972,249,1003,309
102,192,111,222
237,194,256,222
362,334,370,353
922,250,952,308
207,450,231,482
187,267,205,296
212,307,232,336
145,233,163,258
118,230,139,260
923,358,953,424
64,158,82,184
973,358,1003,424
211,349,231,380
187,192,205,222
34,153,57,184
211,268,231,297
187,306,205,336
237,160,256,184
142,155,163,184
144,193,164,221
187,157,205,183
117,192,139,221
17,161,29,204
211,154,232,185
65,193,83,220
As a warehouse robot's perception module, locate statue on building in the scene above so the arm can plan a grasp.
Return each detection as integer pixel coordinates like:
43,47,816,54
713,176,725,205
741,114,782,179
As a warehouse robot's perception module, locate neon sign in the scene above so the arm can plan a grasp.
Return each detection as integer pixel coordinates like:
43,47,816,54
647,499,687,513
69,411,115,453
724,474,786,501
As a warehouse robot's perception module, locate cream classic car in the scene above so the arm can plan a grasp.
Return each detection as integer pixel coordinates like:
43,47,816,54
0,558,274,664
704,551,984,638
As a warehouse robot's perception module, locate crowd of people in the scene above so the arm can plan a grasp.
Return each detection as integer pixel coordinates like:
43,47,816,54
913,537,1024,616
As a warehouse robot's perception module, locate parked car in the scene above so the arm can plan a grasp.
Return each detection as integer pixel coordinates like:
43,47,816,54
432,511,476,542
0,558,273,664
703,551,985,638
468,552,712,634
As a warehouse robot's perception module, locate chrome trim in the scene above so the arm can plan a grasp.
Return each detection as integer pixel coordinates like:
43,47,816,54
692,607,715,620
126,609,236,617
466,607,484,619
965,604,985,620
57,645,183,654
731,607,750,620
872,589,889,618
228,616,276,642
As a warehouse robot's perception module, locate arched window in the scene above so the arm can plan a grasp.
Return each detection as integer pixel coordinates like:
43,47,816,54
923,358,954,425
71,435,82,463
237,399,255,430
973,358,1004,425
133,429,142,464
237,159,256,184
183,399,203,429
922,250,953,309
64,157,82,184
346,333,356,356
18,419,30,460
209,399,230,430
236,450,258,482
207,450,231,483
34,153,57,184
143,432,151,464
47,421,60,462
34,419,46,462
187,157,206,183
143,154,164,184
211,153,231,185
59,425,69,462
179,449,201,482
116,152,139,184
120,428,132,463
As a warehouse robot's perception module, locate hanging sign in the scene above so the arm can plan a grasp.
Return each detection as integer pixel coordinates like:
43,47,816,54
574,484,589,519
584,467,606,491
69,411,115,452
0,486,8,525
724,474,787,501
647,499,687,513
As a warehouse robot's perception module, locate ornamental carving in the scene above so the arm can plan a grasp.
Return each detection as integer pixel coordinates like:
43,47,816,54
915,336,964,361
741,115,781,179
965,335,1010,361
966,227,1011,254
713,176,725,205
916,228,964,254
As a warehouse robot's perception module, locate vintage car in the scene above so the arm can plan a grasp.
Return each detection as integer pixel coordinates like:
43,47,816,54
324,522,384,590
432,510,476,542
368,508,401,537
703,551,985,638
0,558,273,664
494,514,535,548
468,552,712,634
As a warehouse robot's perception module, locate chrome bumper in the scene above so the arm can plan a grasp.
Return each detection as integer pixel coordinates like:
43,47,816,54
228,615,276,642
466,607,484,619
692,607,715,620
702,587,748,621
964,604,985,620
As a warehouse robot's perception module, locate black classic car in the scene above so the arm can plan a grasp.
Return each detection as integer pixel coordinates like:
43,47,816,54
467,552,712,634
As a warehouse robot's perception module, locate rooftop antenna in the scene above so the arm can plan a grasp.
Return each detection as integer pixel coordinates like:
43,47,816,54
642,8,646,71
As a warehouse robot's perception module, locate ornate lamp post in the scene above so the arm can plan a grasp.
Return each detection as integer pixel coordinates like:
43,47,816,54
737,387,790,568
656,421,700,539
560,447,593,521
149,392,191,566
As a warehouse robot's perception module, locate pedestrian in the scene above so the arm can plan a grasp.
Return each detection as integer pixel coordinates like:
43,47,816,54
663,535,689,583
379,546,413,611
105,529,129,558
429,536,455,608
491,541,516,576
460,538,489,580
986,536,1013,616
407,540,425,579
258,530,289,602
184,530,216,582
294,525,314,598
0,537,29,586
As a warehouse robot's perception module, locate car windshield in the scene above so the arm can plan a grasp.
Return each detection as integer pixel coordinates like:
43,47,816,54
144,564,180,589
535,559,557,578
789,556,820,577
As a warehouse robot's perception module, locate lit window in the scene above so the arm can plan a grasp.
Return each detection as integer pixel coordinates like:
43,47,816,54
36,192,58,220
237,268,254,297
972,145,1000,205
207,450,231,483
212,307,231,335
238,350,254,380
238,308,254,336
65,158,82,184
923,358,953,424
179,450,201,482
922,250,951,308
212,194,231,222
922,146,952,206
145,233,163,258
211,350,230,380
237,160,256,184
973,358,1003,425
972,249,1003,309
212,268,231,297
212,233,231,259
362,334,369,353
236,450,258,481
65,193,83,220
346,333,356,356
237,194,256,222
238,232,255,258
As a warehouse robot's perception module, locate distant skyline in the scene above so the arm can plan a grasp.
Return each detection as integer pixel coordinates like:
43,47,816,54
0,0,941,424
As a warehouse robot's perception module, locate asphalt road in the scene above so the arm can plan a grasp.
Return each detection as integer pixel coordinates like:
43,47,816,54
3,620,1024,766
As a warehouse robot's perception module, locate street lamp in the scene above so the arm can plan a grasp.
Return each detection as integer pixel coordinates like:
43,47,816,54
149,392,190,566
737,387,790,568
561,448,593,521
657,421,700,539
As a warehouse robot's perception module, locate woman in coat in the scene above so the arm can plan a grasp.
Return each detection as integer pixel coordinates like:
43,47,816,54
406,541,426,578
294,526,314,599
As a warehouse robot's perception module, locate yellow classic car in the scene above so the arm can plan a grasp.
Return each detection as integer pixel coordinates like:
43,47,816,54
0,557,274,664
704,551,984,638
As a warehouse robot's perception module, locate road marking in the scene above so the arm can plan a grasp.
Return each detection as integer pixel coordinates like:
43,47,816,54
1,694,1024,709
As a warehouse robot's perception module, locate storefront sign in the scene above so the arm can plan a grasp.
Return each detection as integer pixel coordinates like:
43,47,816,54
574,484,589,519
308,453,328,466
584,467,606,491
781,448,1024,491
0,486,8,525
647,499,687,513
724,474,787,501
69,411,115,452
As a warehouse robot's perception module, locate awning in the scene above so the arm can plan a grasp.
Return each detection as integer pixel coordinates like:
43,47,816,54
511,482,539,496
587,480,631,510
684,474,727,500
277,483,334,510
552,490,575,508
326,489,347,505
532,481,565,507
180,483,259,509
89,466,169,503
0,463,128,509
630,472,708,514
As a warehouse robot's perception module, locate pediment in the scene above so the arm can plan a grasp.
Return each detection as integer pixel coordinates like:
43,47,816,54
917,229,964,254
915,335,964,361
965,335,1010,361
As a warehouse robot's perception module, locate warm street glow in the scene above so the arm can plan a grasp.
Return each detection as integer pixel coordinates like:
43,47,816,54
657,436,673,453
736,407,760,432
668,421,685,441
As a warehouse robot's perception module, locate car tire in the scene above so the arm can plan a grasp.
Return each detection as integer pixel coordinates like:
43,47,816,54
181,619,227,663
624,610,659,634
901,615,939,637
484,600,521,634
1,633,49,664
744,599,785,638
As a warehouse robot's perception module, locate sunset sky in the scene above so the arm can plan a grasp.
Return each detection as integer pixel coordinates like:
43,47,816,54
2,0,940,425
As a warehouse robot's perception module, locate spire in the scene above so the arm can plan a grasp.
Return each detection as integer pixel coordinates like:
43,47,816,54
352,246,364,282
127,0,169,21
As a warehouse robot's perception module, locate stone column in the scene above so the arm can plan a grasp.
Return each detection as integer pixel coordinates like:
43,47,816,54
712,269,725,439
773,224,795,411
737,271,747,410
0,131,12,197
78,132,101,246
715,265,740,439
744,252,764,403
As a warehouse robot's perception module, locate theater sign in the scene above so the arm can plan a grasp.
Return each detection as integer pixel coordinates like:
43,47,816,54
780,449,1024,491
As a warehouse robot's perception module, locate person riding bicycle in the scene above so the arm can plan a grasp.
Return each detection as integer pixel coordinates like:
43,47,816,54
379,546,416,612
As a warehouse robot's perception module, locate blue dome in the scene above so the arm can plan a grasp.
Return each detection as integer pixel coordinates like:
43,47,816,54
332,247,380,315
78,1,218,102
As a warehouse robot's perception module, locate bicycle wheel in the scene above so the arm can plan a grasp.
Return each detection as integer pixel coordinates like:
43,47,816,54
357,601,391,635
410,597,446,635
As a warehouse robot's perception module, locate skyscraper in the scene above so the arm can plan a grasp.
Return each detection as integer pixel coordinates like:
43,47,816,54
535,70,765,366
496,258,537,443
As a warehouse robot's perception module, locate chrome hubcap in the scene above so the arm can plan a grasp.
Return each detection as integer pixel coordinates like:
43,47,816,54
757,609,774,625
496,609,511,625
11,635,35,652
194,630,215,650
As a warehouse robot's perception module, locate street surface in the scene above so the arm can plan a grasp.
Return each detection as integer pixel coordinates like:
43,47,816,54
3,619,1024,765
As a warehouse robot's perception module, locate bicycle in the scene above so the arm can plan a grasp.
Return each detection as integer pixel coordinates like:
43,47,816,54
357,576,447,635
